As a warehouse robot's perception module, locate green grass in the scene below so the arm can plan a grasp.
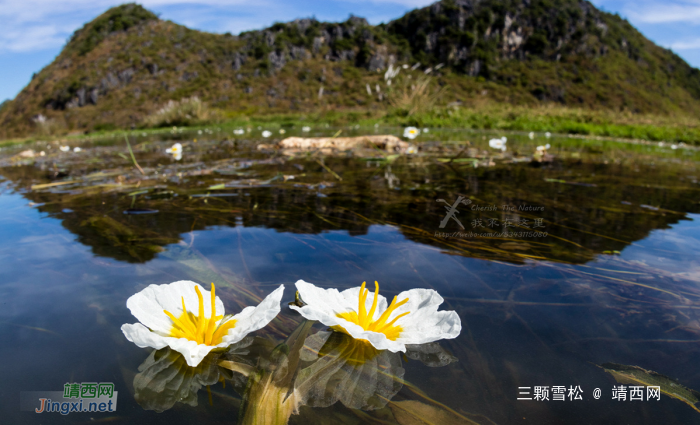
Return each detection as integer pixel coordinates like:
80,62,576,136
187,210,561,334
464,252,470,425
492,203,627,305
4,104,698,148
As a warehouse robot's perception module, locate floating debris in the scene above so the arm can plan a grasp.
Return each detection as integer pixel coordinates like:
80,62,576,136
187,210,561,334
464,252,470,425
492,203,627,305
273,135,408,153
123,208,159,214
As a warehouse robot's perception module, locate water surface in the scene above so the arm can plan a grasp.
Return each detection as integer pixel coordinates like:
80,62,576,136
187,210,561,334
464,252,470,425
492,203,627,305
2,128,700,424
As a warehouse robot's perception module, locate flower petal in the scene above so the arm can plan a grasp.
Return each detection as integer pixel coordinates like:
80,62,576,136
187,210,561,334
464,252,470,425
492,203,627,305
291,280,405,351
122,323,169,350
291,281,461,352
126,280,225,335
122,322,218,367
392,288,461,345
218,284,285,346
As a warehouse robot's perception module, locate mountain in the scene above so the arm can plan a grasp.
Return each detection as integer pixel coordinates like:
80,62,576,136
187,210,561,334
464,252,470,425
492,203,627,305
1,1,699,139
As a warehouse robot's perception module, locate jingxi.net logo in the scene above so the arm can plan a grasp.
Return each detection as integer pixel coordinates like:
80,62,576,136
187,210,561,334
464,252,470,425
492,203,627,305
21,382,117,415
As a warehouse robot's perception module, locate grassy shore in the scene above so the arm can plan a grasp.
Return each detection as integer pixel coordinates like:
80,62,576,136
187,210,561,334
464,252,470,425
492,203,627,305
2,102,699,147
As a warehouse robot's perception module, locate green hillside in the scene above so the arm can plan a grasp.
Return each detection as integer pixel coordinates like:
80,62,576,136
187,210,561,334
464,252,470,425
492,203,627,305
1,1,699,140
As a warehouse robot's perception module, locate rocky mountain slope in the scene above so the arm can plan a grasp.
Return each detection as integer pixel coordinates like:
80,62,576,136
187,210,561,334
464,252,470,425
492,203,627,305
1,1,699,138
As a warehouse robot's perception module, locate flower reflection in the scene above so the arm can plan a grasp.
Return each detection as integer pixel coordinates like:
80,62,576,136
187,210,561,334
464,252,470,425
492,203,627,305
296,330,403,410
295,330,457,411
133,337,264,412
133,347,230,412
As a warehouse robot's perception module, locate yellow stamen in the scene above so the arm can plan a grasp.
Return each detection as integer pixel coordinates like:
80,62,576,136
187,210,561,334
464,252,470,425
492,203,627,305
333,281,409,341
163,283,236,346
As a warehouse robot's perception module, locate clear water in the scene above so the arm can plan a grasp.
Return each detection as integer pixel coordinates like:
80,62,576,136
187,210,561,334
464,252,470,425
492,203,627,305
2,128,700,424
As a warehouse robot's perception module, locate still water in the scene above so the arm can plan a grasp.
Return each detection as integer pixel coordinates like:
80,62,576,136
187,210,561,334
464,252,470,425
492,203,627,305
1,128,700,424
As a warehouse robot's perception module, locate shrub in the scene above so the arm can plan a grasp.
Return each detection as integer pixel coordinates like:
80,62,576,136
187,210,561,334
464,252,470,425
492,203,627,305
388,76,444,116
143,97,215,127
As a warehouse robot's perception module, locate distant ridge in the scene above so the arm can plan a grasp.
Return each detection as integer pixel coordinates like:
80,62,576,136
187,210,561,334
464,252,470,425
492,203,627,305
1,1,699,138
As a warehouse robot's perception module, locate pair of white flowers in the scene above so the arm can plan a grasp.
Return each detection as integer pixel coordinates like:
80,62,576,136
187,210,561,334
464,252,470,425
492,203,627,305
122,280,461,367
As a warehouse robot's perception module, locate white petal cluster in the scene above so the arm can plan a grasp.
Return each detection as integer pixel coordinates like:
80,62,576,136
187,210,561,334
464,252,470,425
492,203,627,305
488,136,507,151
122,281,284,367
289,280,461,353
165,143,183,161
403,127,420,140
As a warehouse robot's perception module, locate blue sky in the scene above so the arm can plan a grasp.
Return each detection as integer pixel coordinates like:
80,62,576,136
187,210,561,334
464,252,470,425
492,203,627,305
1,0,700,103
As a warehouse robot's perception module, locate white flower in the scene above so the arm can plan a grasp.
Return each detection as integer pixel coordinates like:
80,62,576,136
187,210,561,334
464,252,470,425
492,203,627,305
422,128,429,133
165,143,182,156
197,130,203,135
290,280,461,353
73,147,82,153
279,129,286,134
122,281,284,367
173,152,182,161
262,130,272,138
233,128,245,135
60,146,70,152
545,132,551,138
302,126,311,132
671,144,678,150
528,132,535,140
488,137,507,150
406,145,418,155
403,127,420,139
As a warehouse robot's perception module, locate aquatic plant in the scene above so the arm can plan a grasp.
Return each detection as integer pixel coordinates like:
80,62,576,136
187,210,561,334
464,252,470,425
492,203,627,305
289,280,461,352
121,280,284,366
403,126,420,139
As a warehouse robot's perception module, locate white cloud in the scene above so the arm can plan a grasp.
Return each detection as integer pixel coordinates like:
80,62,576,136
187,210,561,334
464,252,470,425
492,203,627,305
628,5,700,23
670,38,700,50
344,0,432,6
0,0,262,53
0,25,67,52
